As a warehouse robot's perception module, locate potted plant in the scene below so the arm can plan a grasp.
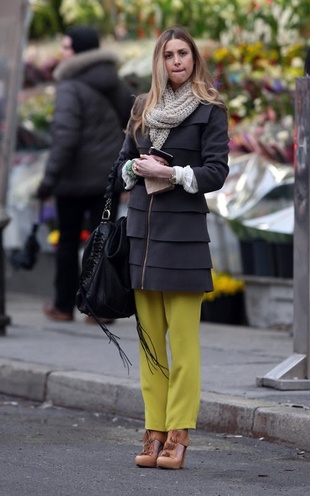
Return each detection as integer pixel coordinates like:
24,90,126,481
201,270,247,325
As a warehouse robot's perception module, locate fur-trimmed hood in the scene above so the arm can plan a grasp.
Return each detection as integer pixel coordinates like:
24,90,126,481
53,48,119,81
53,48,122,97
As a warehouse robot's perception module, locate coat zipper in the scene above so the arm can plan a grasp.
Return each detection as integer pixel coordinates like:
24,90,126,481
141,195,154,289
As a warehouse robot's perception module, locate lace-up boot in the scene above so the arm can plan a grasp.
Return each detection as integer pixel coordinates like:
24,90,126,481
156,429,189,469
135,430,167,468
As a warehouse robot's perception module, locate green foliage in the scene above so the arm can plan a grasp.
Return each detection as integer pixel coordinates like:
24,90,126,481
29,0,107,39
59,0,105,30
28,0,310,41
29,0,63,39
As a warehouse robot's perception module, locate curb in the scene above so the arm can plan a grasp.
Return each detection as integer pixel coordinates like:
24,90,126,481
1,358,310,451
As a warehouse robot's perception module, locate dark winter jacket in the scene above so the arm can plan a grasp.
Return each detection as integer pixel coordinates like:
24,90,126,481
115,99,230,292
42,49,134,197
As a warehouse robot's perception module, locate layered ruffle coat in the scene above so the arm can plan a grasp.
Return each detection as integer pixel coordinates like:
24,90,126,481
115,100,230,292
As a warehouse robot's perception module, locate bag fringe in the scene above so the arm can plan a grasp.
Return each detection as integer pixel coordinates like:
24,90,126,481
79,289,168,377
135,316,169,379
80,289,132,371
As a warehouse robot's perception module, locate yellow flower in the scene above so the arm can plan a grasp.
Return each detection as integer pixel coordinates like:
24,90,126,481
203,271,244,302
47,230,60,246
212,47,232,62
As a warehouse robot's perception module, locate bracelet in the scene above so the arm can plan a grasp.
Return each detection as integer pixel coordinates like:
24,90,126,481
169,170,176,184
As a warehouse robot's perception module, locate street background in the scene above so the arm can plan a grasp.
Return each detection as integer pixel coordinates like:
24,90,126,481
0,291,310,452
1,394,309,496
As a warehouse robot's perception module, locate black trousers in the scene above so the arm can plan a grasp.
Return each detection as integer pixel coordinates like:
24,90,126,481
54,194,119,314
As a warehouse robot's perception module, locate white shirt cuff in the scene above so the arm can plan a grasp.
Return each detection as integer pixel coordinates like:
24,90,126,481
174,165,198,193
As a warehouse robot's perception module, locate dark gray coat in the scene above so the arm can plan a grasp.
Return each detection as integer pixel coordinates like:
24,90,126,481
42,49,134,197
116,100,230,292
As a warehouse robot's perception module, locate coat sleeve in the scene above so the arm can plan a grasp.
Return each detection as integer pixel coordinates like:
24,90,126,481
42,81,82,188
114,131,140,183
193,105,230,194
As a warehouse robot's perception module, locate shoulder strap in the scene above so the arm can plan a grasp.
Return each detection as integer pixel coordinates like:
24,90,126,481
101,162,119,221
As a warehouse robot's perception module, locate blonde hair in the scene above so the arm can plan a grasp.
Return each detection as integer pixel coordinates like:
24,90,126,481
129,26,225,141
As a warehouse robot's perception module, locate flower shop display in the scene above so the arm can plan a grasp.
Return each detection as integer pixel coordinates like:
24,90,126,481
213,40,304,165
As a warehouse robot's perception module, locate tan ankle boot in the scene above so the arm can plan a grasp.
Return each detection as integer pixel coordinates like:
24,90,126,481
135,430,167,468
156,429,189,469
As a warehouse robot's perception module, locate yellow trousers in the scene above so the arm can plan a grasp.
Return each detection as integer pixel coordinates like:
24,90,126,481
134,289,204,431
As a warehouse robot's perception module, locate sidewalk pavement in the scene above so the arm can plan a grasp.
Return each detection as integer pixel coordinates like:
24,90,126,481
1,291,310,451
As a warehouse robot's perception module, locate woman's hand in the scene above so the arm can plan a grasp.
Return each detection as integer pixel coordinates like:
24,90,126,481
133,154,172,179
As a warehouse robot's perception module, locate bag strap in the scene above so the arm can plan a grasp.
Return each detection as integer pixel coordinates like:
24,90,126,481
101,162,119,222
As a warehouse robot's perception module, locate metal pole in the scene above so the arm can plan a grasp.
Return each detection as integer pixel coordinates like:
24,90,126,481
257,77,310,390
0,224,11,335
0,0,31,335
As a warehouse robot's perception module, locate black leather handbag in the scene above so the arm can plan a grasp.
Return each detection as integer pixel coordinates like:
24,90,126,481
77,215,135,320
76,165,135,368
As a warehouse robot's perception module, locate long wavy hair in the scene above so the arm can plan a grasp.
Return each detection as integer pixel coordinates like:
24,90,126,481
129,26,226,141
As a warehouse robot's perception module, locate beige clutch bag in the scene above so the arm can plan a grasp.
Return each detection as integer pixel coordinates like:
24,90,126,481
144,177,175,195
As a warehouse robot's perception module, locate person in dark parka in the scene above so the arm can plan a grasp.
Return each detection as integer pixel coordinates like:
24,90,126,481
36,26,133,321
115,26,230,469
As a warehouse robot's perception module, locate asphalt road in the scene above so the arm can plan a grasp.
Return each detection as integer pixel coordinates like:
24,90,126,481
0,394,309,496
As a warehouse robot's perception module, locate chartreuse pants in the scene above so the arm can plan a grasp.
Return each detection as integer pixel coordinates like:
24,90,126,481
134,289,204,432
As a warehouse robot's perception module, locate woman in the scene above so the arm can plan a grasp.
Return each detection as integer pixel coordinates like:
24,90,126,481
115,26,230,469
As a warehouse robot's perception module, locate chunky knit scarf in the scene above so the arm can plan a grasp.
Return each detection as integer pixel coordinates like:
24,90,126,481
145,81,200,149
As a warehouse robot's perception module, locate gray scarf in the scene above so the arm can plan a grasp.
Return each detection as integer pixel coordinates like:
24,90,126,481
145,81,200,149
